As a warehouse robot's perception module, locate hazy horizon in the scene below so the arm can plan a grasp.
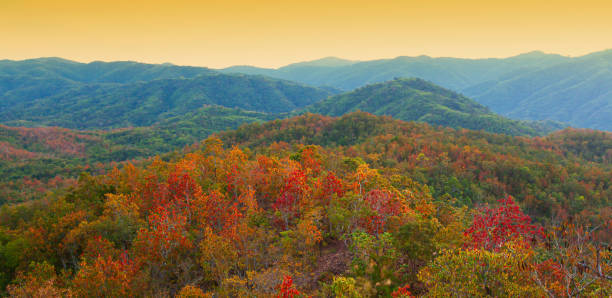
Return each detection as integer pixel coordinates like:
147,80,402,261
4,48,612,70
2,0,612,68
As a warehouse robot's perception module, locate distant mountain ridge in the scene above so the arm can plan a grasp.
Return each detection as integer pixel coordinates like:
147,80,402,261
2,54,605,132
220,51,571,91
0,57,563,136
221,50,612,131
0,59,337,129
465,50,612,131
0,57,214,84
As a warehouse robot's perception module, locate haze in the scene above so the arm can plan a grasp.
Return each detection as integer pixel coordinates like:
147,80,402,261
2,0,611,68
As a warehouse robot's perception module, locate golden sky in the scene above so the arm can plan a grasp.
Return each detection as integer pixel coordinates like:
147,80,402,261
1,0,611,68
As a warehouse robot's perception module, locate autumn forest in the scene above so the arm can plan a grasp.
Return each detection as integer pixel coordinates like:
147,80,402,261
2,2,612,295
0,111,609,297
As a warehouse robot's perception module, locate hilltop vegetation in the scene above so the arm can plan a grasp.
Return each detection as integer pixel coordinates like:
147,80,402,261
0,72,567,204
222,112,610,220
0,112,609,296
0,106,273,203
0,74,567,203
306,78,564,135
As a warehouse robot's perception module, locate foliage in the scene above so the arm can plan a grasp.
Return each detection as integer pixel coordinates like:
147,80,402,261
418,241,542,297
532,223,612,297
330,276,362,298
276,275,306,298
0,113,610,296
464,196,543,251
6,262,70,298
391,284,414,298
222,112,611,225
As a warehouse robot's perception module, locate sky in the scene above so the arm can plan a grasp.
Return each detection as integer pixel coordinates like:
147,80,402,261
1,0,611,68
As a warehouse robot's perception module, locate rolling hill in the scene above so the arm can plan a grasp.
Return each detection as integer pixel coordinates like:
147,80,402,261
1,111,610,296
305,78,564,136
0,105,273,203
0,59,336,129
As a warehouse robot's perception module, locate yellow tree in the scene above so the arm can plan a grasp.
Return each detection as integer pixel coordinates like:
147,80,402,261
419,241,542,297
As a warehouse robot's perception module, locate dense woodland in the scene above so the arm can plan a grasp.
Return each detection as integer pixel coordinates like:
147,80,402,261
0,106,274,204
0,70,333,129
1,72,565,205
0,112,609,297
0,56,611,297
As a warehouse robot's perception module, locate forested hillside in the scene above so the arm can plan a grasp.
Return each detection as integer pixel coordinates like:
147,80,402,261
0,59,335,129
1,58,568,205
222,112,610,221
2,0,610,296
306,78,564,136
0,75,566,204
0,112,608,296
0,106,273,203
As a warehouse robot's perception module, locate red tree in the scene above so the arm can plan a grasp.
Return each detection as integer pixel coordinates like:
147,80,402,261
276,275,303,298
273,169,308,228
362,189,406,235
464,196,543,251
391,284,414,298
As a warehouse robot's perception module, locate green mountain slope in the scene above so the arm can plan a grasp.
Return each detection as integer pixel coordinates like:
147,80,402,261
0,58,213,110
0,57,214,84
0,59,335,129
306,78,564,136
223,50,612,131
464,50,612,130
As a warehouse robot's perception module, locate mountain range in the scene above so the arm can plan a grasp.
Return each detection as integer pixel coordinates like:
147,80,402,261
0,57,572,203
0,58,335,129
1,57,571,134
0,54,610,296
222,50,612,130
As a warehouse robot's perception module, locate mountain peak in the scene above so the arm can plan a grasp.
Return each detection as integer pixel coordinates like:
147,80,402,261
579,48,612,59
283,56,357,68
508,51,567,60
8,57,79,64
516,50,547,56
